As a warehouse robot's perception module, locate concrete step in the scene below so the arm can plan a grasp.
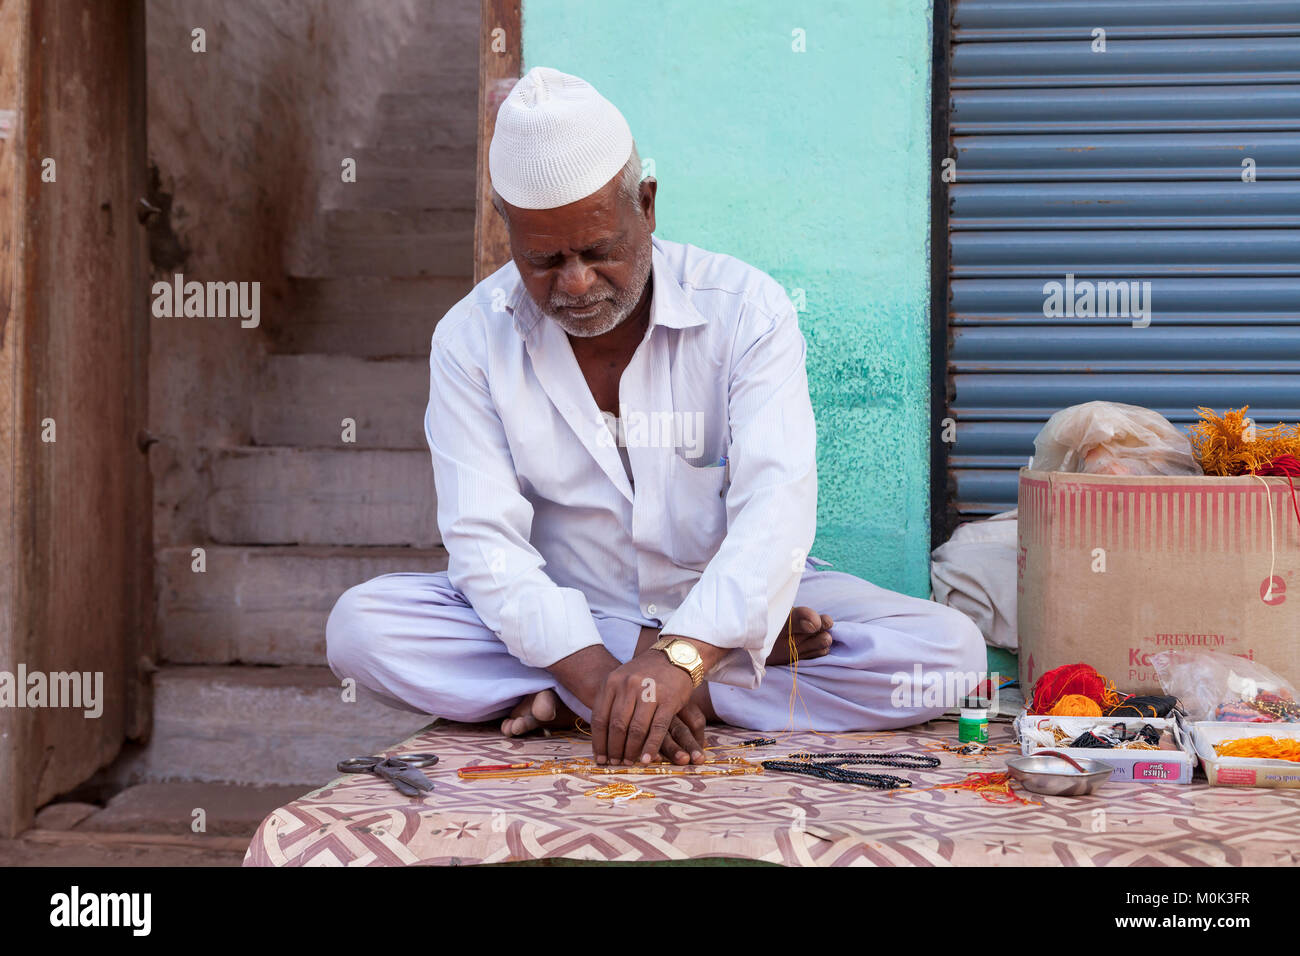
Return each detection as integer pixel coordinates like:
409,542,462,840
377,88,479,124
381,70,480,107
395,21,481,53
401,0,481,37
372,92,479,149
321,207,475,238
0,830,247,866
68,782,309,838
207,447,438,547
288,208,475,278
253,354,428,449
157,545,448,665
343,144,478,175
324,146,477,209
395,37,480,74
268,276,470,357
111,666,433,786
394,49,480,78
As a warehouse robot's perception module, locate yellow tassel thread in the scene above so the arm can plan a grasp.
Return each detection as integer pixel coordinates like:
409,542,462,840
1189,406,1300,477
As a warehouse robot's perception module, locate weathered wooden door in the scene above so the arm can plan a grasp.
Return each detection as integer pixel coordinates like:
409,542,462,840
0,0,152,836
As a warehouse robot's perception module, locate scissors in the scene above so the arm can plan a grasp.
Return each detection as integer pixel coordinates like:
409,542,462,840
337,753,439,797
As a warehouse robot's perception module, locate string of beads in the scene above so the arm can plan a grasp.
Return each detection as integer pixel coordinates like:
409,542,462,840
760,751,940,789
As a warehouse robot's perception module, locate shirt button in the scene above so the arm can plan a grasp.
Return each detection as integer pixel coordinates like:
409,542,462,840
647,603,658,616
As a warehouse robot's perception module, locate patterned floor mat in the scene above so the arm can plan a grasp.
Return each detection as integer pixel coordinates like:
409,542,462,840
243,719,1300,866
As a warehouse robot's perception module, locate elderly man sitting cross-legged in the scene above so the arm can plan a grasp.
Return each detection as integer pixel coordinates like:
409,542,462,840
326,67,985,768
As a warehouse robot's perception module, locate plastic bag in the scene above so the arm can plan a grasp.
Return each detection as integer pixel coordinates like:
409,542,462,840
1151,649,1300,722
1032,401,1202,476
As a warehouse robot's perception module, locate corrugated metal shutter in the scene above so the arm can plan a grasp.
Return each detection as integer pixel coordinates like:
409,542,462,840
943,0,1300,518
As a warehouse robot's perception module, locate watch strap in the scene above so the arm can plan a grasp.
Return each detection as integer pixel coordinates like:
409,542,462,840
651,637,705,688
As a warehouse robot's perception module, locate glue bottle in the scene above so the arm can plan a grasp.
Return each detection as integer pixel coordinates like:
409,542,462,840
958,697,988,744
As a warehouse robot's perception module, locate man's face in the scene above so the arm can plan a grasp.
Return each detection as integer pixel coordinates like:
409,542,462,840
501,170,656,338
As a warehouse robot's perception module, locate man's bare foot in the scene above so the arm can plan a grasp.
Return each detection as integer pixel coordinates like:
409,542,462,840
500,688,576,737
765,606,834,666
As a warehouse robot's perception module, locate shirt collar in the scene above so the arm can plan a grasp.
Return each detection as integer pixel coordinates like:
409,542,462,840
508,236,707,340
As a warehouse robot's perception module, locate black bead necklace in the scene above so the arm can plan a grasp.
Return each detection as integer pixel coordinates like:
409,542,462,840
760,751,940,790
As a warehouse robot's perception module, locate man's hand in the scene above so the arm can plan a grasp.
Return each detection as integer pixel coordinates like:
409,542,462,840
663,702,709,765
591,649,697,766
550,629,723,766
591,628,727,766
546,644,622,712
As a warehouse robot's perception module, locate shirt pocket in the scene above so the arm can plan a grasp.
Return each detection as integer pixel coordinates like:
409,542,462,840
667,453,728,569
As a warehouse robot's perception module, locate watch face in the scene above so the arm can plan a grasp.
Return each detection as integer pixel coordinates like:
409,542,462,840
669,643,696,665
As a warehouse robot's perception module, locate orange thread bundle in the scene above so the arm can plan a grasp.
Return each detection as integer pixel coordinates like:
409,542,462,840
1213,736,1300,762
1049,694,1103,717
1189,406,1300,477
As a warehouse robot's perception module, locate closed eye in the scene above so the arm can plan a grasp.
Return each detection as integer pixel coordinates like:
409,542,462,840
525,241,618,268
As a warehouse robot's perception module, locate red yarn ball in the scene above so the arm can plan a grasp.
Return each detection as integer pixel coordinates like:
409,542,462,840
1031,662,1106,714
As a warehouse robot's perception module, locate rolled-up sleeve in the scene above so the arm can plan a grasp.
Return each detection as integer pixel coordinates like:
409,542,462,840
425,320,603,668
658,294,818,688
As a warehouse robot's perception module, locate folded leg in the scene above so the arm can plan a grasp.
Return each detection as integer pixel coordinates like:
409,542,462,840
325,571,640,723
708,569,987,732
328,568,985,734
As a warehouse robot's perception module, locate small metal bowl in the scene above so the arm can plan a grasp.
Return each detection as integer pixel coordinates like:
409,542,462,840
1006,751,1113,796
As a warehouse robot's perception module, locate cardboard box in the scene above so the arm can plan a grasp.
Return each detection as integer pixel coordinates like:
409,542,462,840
1014,714,1196,784
1017,469,1300,695
1191,722,1300,789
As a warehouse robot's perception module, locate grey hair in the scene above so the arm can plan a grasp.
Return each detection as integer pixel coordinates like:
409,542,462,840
492,143,645,226
616,144,645,209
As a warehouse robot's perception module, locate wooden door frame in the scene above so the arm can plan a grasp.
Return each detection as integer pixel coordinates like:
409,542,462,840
0,0,152,837
474,0,522,283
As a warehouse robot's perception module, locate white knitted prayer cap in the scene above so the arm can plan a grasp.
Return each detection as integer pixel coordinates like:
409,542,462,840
489,67,634,210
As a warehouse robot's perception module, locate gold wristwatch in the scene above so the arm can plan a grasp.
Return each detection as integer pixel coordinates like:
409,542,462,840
651,636,705,687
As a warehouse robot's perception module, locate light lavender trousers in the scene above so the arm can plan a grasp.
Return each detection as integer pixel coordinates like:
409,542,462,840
325,567,986,732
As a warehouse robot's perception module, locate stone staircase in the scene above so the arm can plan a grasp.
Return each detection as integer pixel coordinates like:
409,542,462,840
127,2,480,787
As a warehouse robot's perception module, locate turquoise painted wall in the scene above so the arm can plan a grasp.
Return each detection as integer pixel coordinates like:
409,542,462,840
522,0,934,595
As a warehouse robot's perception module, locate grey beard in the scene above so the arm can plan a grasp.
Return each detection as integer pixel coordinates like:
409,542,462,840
543,241,653,338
